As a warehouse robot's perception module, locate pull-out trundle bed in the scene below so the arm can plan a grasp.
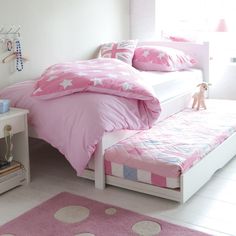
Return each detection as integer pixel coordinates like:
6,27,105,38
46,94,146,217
84,100,236,203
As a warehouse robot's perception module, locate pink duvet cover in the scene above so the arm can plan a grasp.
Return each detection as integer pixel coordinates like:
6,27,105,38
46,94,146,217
0,59,161,175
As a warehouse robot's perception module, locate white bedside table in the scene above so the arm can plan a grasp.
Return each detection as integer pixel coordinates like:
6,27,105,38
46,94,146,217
0,108,29,194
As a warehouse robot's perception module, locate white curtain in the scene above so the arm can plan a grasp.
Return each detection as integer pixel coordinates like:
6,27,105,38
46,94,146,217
157,0,235,36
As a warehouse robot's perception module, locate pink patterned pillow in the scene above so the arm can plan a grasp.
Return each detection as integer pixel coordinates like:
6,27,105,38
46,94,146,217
100,40,138,65
132,46,196,72
168,36,192,42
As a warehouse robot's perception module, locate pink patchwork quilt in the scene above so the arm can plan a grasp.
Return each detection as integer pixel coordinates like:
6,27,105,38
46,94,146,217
105,105,236,179
0,58,161,175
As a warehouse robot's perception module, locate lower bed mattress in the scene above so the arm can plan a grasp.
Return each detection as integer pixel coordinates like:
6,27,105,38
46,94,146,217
139,69,203,102
87,102,236,189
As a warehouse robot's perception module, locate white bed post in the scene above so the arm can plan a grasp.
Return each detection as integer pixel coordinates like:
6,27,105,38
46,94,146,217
94,141,105,189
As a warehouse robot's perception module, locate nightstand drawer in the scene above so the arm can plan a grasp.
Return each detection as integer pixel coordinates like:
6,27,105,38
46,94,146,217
0,115,25,138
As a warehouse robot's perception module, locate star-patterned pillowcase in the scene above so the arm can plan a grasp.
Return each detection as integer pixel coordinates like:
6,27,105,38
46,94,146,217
132,46,196,72
100,40,138,65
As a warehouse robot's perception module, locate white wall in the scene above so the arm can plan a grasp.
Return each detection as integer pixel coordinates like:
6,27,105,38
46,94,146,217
210,63,236,100
130,0,157,40
207,33,236,100
0,0,130,88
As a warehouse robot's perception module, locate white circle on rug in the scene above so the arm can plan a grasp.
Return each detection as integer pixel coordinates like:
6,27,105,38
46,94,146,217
54,205,90,224
105,207,117,215
132,220,161,235
74,233,95,236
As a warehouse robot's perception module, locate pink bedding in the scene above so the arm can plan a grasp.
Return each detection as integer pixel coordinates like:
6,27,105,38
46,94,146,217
105,105,236,179
0,59,161,175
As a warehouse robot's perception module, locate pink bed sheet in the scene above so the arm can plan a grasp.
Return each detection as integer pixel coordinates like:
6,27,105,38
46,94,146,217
0,77,160,175
105,103,236,178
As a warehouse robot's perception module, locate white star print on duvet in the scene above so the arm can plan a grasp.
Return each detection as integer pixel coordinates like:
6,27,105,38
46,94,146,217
0,59,162,175
32,58,157,104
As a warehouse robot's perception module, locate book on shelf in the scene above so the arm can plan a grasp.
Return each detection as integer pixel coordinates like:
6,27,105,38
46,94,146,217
0,161,22,175
0,168,25,183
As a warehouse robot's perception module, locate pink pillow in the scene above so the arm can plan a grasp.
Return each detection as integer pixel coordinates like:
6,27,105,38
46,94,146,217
168,36,192,42
132,46,196,72
100,40,138,65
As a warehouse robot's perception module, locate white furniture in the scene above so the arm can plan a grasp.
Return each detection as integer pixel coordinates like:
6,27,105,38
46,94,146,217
13,41,214,202
0,108,29,194
25,40,211,202
83,100,236,203
82,42,235,203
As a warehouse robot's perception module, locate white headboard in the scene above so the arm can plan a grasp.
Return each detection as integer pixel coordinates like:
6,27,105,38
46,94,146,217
137,41,210,83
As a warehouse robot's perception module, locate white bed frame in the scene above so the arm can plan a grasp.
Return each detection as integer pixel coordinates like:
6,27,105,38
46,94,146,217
81,41,234,203
27,41,236,203
83,130,236,203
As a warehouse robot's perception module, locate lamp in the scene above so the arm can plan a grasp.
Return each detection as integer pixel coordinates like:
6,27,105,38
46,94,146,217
215,18,228,32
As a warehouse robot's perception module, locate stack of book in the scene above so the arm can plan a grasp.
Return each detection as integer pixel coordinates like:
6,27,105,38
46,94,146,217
0,160,25,183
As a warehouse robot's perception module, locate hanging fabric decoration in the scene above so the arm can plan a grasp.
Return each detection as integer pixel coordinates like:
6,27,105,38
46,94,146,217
4,125,14,163
15,39,24,71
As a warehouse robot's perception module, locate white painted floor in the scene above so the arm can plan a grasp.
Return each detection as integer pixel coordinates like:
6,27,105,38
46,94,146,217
0,138,236,236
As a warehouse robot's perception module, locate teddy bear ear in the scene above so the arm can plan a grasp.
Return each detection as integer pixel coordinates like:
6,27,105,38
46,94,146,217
197,83,201,87
208,83,212,86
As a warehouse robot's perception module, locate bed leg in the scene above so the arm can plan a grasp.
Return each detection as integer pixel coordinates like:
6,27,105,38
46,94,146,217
95,171,105,189
94,142,105,190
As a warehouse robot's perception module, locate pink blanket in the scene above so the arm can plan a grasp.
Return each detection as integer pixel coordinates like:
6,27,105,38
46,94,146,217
0,59,161,174
105,104,236,178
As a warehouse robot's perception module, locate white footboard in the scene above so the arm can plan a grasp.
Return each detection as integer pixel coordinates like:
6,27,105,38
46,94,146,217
181,132,236,203
90,132,236,203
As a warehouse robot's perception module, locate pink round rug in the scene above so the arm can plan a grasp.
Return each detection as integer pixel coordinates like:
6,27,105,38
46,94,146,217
0,192,211,236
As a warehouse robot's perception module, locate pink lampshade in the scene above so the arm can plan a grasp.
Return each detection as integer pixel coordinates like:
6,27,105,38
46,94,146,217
215,18,228,32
